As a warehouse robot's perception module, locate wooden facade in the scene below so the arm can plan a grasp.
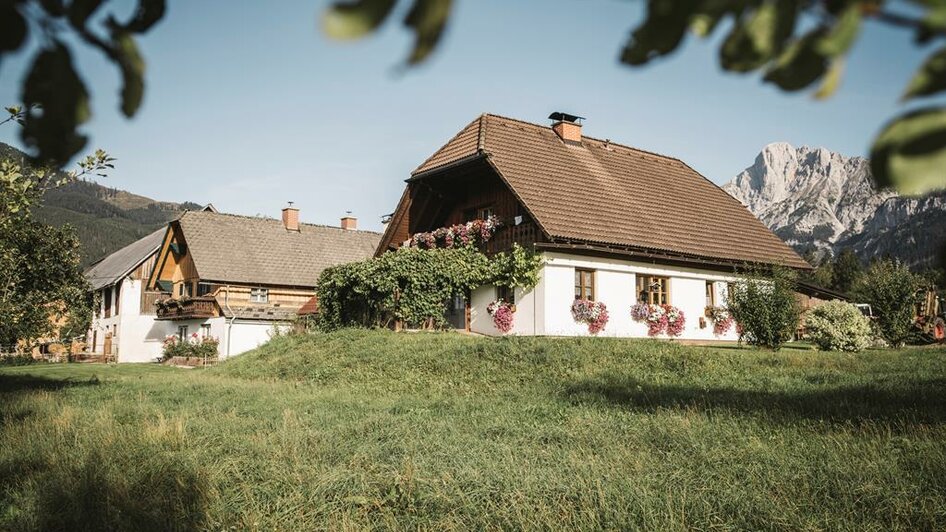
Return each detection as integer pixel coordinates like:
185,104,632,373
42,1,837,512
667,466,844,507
378,160,545,255
149,223,316,321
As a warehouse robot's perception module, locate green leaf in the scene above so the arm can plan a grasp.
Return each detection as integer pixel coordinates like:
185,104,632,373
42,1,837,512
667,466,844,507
870,107,946,195
763,30,828,91
323,0,397,40
0,3,28,52
20,43,90,165
402,0,452,65
814,57,844,99
903,47,946,100
111,31,145,117
815,4,861,57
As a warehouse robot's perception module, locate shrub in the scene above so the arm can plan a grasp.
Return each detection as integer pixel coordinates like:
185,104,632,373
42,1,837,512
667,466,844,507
727,267,801,350
805,300,873,352
162,334,219,360
853,259,919,347
316,244,542,330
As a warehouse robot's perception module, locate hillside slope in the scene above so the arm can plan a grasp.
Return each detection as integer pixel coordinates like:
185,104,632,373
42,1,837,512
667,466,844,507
1,142,199,266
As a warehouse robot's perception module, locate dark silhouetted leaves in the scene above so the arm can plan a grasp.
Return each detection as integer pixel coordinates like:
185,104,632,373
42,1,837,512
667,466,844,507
0,3,28,52
323,0,397,40
763,30,828,91
68,0,105,29
620,0,695,66
720,1,798,73
903,47,946,100
814,57,845,99
815,4,861,57
871,107,946,195
20,44,90,165
121,0,166,33
403,0,452,65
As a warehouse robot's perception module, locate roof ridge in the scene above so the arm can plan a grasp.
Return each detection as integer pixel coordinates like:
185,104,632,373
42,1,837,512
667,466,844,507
480,112,686,166
182,209,383,234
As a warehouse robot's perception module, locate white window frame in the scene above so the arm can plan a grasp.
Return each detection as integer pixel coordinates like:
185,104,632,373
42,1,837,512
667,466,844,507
250,287,269,303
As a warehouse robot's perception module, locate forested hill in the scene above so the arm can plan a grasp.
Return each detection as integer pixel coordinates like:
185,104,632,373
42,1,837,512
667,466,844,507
1,143,200,267
37,180,201,267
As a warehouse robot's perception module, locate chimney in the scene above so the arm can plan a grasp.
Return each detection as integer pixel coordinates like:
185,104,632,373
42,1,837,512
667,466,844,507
549,111,584,145
281,203,299,231
340,212,357,230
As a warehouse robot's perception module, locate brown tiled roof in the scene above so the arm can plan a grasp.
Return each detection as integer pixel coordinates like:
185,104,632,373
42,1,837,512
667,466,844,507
177,211,382,287
412,114,810,269
297,296,319,315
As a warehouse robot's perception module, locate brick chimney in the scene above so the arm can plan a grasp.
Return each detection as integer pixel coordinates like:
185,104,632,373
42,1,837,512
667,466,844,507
281,203,299,231
549,112,584,145
340,214,357,230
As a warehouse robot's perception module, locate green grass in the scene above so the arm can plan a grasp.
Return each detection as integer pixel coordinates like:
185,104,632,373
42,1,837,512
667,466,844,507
2,330,945,530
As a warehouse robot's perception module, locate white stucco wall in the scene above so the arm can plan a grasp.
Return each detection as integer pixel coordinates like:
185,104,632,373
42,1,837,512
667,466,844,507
222,320,285,358
471,252,741,341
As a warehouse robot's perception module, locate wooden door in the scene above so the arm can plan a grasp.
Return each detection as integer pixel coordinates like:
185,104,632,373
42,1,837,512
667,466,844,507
103,333,113,356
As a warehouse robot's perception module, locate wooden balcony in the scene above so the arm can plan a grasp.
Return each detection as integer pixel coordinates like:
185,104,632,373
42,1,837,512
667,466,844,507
486,221,539,254
155,296,218,320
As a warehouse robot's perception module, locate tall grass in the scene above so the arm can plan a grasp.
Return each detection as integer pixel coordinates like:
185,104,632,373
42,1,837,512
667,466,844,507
1,330,945,530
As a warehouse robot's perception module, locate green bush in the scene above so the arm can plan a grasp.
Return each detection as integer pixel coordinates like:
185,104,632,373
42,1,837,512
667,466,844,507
316,244,541,330
804,300,873,352
854,259,919,347
162,335,219,360
727,267,801,350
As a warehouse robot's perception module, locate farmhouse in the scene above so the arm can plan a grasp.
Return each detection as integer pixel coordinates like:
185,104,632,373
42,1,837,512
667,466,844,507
146,208,381,358
377,112,811,339
84,227,172,362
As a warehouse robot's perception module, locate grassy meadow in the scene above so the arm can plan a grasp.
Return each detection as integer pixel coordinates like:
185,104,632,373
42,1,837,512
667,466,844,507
1,329,945,530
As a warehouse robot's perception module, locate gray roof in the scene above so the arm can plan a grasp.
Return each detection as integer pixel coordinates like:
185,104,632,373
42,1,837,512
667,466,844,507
85,228,166,290
177,210,382,287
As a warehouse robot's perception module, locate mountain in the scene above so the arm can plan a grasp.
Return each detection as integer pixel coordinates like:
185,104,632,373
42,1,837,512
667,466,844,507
723,142,946,268
1,142,200,267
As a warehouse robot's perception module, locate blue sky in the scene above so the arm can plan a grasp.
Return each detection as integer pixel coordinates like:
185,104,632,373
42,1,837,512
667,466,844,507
0,0,933,231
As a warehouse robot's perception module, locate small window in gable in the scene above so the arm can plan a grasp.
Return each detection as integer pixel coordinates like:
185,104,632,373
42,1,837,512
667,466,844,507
250,288,269,303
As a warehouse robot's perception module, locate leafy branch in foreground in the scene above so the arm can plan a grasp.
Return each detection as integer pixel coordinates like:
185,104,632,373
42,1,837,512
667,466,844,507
1,0,164,165
323,0,946,196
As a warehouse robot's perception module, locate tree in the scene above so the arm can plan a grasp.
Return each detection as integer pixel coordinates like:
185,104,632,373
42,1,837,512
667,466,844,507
0,110,113,351
2,1,945,195
853,258,919,347
0,216,92,350
832,248,864,294
727,266,801,350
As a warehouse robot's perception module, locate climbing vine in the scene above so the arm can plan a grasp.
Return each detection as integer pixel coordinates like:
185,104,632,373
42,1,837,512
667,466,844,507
316,244,542,331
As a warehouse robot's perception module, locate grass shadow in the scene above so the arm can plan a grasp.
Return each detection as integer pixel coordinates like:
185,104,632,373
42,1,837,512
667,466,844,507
0,374,101,395
564,375,946,426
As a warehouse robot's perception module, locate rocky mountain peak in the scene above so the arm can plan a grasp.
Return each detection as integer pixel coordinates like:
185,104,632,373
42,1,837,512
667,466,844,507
723,143,944,267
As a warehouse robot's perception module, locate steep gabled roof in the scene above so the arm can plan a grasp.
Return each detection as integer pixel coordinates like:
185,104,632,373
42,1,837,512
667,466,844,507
173,210,382,287
411,114,809,269
85,228,166,290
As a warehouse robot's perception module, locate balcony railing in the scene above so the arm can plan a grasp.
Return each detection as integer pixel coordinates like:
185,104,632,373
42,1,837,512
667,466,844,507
486,221,539,254
155,296,218,320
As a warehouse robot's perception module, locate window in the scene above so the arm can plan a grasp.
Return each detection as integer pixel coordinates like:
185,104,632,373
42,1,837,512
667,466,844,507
250,287,269,303
637,275,669,305
177,325,188,340
179,282,193,298
103,286,112,318
575,269,595,300
197,282,213,296
496,285,515,305
705,281,716,307
200,324,212,338
477,206,494,220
